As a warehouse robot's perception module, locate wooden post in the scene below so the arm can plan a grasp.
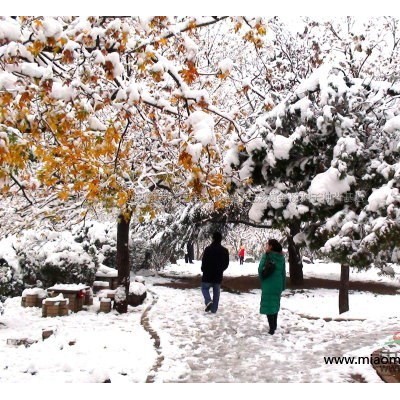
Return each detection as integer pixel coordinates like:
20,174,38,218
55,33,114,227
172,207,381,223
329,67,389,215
100,299,112,313
339,264,350,314
59,300,69,316
46,304,60,317
25,294,38,307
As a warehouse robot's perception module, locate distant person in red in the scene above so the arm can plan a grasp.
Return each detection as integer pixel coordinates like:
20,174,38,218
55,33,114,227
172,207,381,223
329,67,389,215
238,246,245,265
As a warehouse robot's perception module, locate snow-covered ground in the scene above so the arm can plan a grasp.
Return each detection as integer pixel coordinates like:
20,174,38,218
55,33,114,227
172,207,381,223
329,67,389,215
163,258,400,285
0,260,399,384
0,297,156,383
149,286,400,383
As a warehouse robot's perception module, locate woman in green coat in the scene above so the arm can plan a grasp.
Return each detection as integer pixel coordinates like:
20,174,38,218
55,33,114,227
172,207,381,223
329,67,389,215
258,239,286,335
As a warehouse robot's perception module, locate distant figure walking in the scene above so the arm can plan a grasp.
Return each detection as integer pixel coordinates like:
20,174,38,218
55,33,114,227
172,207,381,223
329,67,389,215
238,245,245,265
258,239,286,335
201,232,229,314
186,240,194,264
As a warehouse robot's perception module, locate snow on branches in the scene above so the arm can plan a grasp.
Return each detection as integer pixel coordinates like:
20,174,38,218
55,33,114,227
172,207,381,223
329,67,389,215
0,16,267,229
229,63,400,267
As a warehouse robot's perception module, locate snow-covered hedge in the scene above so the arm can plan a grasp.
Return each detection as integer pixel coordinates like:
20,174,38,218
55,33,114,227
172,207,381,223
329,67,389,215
0,211,196,298
5,229,96,289
127,279,147,306
0,221,122,297
72,221,117,269
0,237,23,299
0,257,23,300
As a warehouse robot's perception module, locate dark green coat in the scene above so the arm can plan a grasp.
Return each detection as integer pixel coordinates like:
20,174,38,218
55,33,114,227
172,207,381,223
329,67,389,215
258,252,286,315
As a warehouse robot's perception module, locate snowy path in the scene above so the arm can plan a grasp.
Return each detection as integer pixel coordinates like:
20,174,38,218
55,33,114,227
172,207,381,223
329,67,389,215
147,285,400,383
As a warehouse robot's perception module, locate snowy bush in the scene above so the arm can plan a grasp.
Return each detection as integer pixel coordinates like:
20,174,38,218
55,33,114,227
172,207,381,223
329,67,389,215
0,258,23,299
72,221,117,269
14,230,96,288
0,237,23,298
114,286,126,303
0,222,118,297
127,281,146,306
129,281,146,296
40,254,95,287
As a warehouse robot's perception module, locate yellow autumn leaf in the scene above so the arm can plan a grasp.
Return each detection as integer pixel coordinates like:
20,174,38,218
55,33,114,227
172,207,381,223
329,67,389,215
33,19,43,29
178,151,193,170
58,189,69,201
256,24,267,36
117,191,129,207
28,41,45,57
179,61,199,84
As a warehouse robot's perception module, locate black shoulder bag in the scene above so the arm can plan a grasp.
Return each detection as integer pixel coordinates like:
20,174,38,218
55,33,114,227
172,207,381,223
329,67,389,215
261,255,276,279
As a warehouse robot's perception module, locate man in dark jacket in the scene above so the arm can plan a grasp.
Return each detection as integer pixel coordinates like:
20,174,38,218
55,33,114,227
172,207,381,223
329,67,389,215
201,231,229,313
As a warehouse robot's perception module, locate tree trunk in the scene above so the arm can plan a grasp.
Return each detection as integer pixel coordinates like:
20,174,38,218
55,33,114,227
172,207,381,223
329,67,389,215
339,264,350,314
196,240,200,260
115,211,131,314
287,220,304,285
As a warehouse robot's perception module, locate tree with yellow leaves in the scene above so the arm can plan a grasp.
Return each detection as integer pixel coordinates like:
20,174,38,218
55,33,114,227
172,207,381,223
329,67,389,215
0,16,267,312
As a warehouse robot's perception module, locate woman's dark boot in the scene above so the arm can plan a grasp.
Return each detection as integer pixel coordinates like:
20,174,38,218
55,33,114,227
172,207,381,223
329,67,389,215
273,313,278,332
267,314,275,335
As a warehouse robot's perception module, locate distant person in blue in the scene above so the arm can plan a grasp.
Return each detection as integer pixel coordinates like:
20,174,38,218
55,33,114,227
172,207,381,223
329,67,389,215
201,232,229,314
258,239,286,335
